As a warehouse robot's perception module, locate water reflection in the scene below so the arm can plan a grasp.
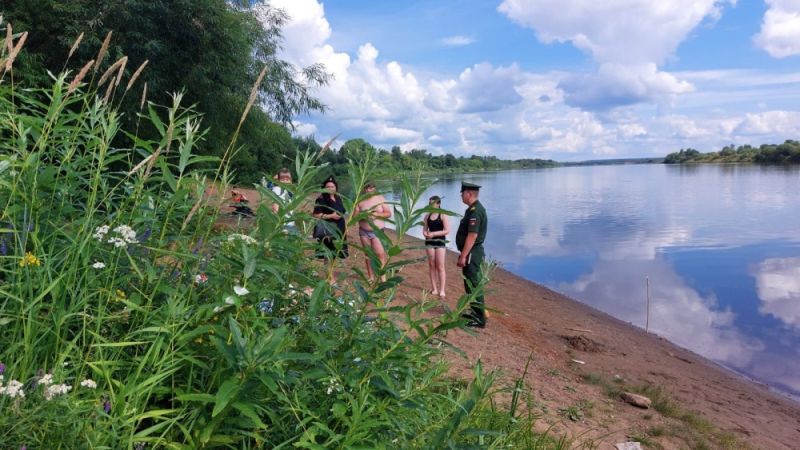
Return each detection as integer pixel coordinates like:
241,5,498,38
753,257,800,331
561,258,763,367
389,164,800,398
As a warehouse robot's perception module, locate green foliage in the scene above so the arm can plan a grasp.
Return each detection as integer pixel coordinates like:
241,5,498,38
664,141,800,164
2,0,328,183
0,46,561,449
317,138,559,179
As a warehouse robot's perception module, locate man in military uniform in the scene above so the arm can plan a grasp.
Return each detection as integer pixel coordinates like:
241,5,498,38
456,181,488,328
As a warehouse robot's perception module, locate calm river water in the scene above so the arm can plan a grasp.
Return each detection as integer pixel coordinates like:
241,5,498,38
390,164,800,399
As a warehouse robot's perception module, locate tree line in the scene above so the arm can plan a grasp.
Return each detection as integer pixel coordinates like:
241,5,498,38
664,140,800,164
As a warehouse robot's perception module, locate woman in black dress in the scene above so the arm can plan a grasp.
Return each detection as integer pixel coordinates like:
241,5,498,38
422,195,450,298
313,176,348,259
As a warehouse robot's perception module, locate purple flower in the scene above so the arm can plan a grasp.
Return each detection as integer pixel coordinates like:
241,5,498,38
103,400,112,413
138,227,152,243
192,238,203,254
0,238,7,256
0,362,5,375
20,446,26,450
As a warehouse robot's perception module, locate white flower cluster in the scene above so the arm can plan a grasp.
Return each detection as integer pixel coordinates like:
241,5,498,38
94,224,138,248
227,233,258,245
93,225,110,240
44,383,72,400
92,261,106,269
108,225,138,248
80,379,97,389
0,379,25,398
324,377,343,395
39,373,54,386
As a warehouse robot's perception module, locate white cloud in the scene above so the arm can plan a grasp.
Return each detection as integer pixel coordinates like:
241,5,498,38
261,0,800,160
754,0,800,58
498,0,729,64
425,63,524,113
734,110,800,136
753,257,800,330
441,35,476,47
498,0,729,110
559,63,693,110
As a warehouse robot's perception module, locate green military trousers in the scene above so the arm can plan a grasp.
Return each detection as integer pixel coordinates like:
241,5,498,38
462,245,485,325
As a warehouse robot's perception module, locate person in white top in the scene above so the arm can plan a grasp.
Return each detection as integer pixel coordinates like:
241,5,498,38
354,181,391,281
268,168,295,232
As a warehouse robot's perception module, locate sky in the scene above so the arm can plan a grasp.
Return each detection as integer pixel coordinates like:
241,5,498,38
260,0,800,161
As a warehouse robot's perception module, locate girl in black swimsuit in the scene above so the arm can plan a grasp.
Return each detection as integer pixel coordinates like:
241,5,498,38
422,196,450,298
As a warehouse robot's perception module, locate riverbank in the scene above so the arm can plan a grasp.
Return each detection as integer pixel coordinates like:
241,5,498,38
221,186,800,448
385,229,800,449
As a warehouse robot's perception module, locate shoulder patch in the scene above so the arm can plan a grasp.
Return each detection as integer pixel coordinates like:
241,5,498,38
469,207,475,211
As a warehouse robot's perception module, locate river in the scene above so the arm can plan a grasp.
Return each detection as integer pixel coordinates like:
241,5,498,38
389,163,800,399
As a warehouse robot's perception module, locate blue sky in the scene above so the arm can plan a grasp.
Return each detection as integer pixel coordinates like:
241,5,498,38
260,0,800,160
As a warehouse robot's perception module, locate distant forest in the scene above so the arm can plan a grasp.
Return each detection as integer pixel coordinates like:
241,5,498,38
664,140,800,164
305,137,559,179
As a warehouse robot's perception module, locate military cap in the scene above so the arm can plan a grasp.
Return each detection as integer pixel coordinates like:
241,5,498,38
460,181,481,192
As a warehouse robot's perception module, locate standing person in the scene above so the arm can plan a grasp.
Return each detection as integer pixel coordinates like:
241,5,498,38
313,175,348,259
422,195,450,298
270,168,296,233
354,182,391,281
456,182,488,328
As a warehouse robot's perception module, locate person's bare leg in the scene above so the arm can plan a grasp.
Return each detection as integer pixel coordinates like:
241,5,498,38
371,236,387,282
359,234,374,280
435,247,447,298
425,247,438,295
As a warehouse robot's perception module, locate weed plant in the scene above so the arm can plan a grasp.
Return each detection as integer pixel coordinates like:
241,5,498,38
0,21,563,449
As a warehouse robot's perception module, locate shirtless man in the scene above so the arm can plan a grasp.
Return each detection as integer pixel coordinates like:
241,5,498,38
354,182,392,281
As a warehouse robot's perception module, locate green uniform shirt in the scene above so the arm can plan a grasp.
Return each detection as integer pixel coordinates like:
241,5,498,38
456,200,487,251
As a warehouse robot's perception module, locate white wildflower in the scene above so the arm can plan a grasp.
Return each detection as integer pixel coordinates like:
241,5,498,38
113,225,138,244
44,383,72,400
213,306,224,313
93,225,110,241
224,296,236,305
92,261,106,269
80,379,97,389
39,373,54,386
324,377,342,395
106,225,138,248
227,233,257,245
353,357,362,363
0,379,25,398
233,285,249,296
194,273,208,284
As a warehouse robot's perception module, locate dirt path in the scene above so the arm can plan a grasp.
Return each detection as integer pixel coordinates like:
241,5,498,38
221,187,800,449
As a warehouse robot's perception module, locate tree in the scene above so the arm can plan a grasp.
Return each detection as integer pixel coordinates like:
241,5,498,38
3,0,329,181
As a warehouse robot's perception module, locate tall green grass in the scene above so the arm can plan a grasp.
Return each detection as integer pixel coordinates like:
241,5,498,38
0,23,564,449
